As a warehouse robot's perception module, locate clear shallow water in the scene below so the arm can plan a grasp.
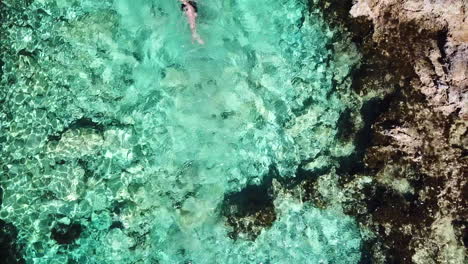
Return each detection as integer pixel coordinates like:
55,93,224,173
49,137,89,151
1,0,365,263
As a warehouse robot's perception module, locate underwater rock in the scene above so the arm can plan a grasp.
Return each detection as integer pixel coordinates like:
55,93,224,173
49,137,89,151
0,220,25,264
50,222,83,245
222,168,277,240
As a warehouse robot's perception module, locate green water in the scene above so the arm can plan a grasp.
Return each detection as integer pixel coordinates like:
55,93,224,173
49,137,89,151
1,0,366,263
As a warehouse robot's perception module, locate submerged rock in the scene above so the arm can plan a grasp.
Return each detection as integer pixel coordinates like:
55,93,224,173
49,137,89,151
0,220,25,264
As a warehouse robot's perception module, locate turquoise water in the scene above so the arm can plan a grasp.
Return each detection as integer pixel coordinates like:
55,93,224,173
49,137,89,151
1,0,365,263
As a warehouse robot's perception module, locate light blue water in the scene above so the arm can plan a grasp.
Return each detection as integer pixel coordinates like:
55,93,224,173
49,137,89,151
1,0,364,263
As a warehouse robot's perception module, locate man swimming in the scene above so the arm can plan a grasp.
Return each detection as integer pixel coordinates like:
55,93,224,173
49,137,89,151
180,0,204,44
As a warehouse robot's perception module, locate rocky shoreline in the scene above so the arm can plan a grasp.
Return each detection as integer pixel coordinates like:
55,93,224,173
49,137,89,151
316,0,467,262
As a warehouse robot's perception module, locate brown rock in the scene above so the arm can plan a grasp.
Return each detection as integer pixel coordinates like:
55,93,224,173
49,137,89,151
318,0,467,262
349,0,468,263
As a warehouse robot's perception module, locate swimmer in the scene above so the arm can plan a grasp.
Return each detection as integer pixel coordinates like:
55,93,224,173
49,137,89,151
179,0,204,44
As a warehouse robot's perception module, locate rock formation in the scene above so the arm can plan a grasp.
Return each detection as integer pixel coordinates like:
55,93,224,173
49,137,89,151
317,0,467,262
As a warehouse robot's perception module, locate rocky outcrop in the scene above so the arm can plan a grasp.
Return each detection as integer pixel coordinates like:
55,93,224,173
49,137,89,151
350,0,467,263
315,0,467,263
350,0,467,118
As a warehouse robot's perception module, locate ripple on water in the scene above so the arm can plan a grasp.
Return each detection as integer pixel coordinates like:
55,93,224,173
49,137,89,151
0,0,365,263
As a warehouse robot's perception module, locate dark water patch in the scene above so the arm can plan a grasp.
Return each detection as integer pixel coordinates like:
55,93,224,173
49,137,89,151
109,221,124,230
17,48,38,59
291,162,324,185
436,29,448,64
354,96,394,155
282,161,330,208
292,165,328,207
128,230,150,251
0,58,4,80
336,93,396,180
222,161,344,240
0,186,3,208
51,222,83,245
111,199,137,216
222,166,278,240
0,220,25,264
56,159,66,165
47,117,104,142
308,0,353,25
452,219,468,249
349,177,440,263
336,109,354,142
77,159,94,180
358,237,377,264
69,118,105,132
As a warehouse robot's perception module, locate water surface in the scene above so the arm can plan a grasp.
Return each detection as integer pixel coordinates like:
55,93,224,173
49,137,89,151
0,0,365,263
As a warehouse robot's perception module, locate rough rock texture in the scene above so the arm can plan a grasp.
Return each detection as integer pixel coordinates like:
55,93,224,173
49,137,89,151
320,0,467,263
351,0,467,117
